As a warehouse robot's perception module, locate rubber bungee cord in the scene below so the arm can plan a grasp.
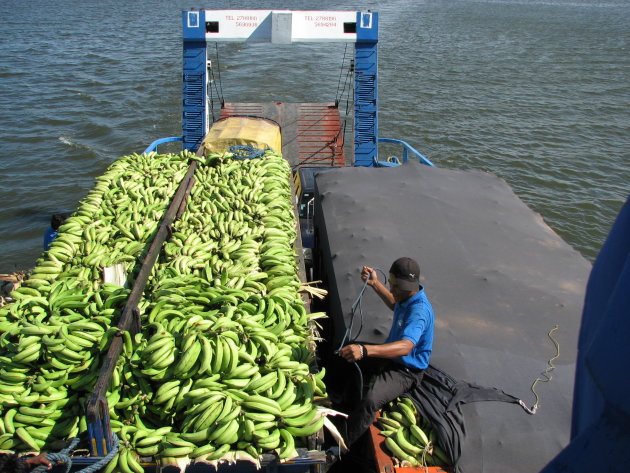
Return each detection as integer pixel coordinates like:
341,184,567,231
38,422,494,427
31,434,120,473
520,325,560,415
336,267,388,400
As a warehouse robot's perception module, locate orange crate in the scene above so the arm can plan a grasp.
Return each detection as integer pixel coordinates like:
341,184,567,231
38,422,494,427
368,414,452,473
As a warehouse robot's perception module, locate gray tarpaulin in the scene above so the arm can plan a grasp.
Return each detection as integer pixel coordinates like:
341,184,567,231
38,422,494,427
313,162,591,473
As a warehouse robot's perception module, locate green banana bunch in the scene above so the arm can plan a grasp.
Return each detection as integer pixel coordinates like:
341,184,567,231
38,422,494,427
376,396,451,467
105,152,327,463
0,149,328,465
150,152,300,295
0,151,193,453
24,151,192,292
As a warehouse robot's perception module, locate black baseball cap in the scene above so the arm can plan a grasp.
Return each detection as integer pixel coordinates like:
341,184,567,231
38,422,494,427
389,257,420,292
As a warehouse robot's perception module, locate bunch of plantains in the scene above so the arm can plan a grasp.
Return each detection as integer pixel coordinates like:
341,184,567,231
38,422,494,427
376,396,451,468
102,151,327,470
0,148,327,471
0,151,192,452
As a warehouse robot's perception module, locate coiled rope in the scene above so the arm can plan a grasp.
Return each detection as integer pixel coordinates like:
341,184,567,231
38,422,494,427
31,434,120,473
336,267,388,400
520,325,560,415
228,145,268,160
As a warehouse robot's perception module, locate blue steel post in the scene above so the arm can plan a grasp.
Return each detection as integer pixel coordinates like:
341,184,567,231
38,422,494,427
354,11,378,167
182,11,207,152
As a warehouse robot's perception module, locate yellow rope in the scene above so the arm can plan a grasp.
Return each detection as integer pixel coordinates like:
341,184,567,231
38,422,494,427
528,325,560,414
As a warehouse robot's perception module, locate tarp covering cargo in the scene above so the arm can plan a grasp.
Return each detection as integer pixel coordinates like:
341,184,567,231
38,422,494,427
541,196,630,473
313,162,591,472
202,116,282,154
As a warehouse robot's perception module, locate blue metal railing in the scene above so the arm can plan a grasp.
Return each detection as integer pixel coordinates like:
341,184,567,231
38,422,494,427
143,136,183,154
375,137,434,167
142,136,434,169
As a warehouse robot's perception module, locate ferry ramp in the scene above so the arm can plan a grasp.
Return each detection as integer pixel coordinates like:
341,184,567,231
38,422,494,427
220,102,348,168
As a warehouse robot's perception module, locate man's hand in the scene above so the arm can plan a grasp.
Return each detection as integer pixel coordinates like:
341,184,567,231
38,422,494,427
340,344,364,363
362,265,396,310
361,266,378,286
25,453,51,470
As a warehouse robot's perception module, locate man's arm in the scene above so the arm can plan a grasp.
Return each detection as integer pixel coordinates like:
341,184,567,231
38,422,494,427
340,339,413,363
362,266,395,310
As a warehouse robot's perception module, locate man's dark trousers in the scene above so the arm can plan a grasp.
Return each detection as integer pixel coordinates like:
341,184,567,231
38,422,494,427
345,360,424,447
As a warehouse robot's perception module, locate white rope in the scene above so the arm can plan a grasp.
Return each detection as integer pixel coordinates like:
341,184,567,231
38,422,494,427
521,325,560,415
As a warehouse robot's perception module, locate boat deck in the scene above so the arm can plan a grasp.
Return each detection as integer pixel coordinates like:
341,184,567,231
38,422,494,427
314,163,592,472
220,102,348,167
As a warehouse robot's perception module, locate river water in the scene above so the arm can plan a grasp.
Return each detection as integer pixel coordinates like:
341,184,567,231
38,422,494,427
1,0,628,273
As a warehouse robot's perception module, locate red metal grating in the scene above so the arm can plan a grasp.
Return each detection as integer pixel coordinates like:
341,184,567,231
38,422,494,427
219,103,264,118
296,103,345,167
218,102,347,167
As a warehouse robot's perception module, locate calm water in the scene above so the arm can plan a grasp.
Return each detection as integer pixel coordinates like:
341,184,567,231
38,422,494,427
1,0,628,273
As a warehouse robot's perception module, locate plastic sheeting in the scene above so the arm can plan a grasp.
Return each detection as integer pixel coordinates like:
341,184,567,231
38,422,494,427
313,163,591,472
540,196,630,473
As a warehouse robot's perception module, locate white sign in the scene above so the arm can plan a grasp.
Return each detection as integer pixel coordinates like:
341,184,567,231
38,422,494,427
204,10,273,42
203,10,358,43
291,11,358,42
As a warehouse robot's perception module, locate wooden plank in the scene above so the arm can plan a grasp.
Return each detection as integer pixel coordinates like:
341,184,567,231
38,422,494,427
369,414,452,473
369,421,396,473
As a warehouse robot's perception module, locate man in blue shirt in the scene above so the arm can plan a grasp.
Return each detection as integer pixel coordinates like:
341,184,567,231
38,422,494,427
43,213,68,251
339,256,434,449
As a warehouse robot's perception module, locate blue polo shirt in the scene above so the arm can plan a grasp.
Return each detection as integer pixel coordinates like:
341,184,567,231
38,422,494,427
43,227,58,251
385,286,434,370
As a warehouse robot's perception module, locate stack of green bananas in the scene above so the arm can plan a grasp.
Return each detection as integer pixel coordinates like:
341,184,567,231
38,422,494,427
103,280,328,468
0,148,327,468
0,151,192,452
98,151,327,468
0,282,131,452
157,151,299,293
12,151,191,293
376,396,451,468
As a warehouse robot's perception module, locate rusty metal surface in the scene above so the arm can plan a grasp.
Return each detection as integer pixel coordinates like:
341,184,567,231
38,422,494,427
369,419,451,473
369,418,396,473
220,102,347,167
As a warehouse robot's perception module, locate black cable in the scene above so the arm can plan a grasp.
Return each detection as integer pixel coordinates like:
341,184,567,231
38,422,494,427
214,43,224,103
335,44,349,104
337,267,388,400
337,60,354,108
331,61,354,162
208,69,216,123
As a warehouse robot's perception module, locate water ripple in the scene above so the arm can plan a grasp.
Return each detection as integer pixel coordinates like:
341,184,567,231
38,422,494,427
0,0,628,271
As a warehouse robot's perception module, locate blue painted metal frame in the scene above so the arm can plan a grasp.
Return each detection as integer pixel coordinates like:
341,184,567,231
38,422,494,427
182,10,208,152
86,401,111,457
180,10,380,162
354,11,379,167
375,138,435,166
143,136,183,154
